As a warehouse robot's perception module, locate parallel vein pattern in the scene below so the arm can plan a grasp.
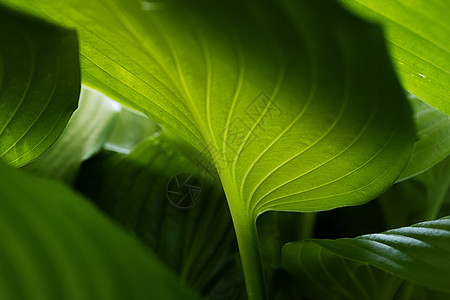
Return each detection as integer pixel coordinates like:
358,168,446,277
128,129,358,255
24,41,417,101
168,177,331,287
283,216,450,296
340,0,450,114
3,0,416,219
0,7,80,167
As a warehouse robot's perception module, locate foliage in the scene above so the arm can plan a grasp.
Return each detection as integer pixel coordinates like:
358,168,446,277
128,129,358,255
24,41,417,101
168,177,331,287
0,0,448,299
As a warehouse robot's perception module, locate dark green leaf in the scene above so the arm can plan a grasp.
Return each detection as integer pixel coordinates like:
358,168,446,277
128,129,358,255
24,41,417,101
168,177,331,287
0,161,199,300
0,5,80,167
76,134,246,299
22,87,120,183
283,216,450,294
381,157,450,228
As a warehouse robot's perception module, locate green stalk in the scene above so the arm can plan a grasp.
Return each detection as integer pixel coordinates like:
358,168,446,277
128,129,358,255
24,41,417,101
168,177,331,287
221,176,266,300
230,207,266,300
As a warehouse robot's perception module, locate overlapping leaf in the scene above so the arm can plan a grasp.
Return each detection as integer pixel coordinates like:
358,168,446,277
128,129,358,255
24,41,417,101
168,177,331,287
283,216,450,296
0,5,80,167
23,87,120,183
339,0,450,114
0,161,199,300
4,0,416,214
2,1,417,297
398,95,450,181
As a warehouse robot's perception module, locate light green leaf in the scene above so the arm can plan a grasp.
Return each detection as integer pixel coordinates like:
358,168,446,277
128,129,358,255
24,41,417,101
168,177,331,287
3,1,416,298
283,216,450,295
0,5,80,167
339,0,450,114
0,160,199,300
398,94,450,181
22,87,120,183
76,134,246,299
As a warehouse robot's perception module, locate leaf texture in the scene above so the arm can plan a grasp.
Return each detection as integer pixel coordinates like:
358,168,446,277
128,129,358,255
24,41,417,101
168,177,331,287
340,0,450,114
0,5,80,167
283,216,450,294
22,87,120,183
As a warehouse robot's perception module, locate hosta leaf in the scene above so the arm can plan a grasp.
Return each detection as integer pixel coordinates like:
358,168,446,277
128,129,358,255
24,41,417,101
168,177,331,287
283,216,450,295
22,87,120,183
0,161,199,300
339,0,450,114
0,5,80,167
1,0,415,211
76,134,246,299
398,94,450,181
3,0,416,297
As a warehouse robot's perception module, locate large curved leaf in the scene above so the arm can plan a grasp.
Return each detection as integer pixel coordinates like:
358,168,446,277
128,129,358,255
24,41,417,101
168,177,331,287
283,216,450,294
2,1,417,298
76,134,246,299
339,0,450,114
0,161,199,300
0,5,80,167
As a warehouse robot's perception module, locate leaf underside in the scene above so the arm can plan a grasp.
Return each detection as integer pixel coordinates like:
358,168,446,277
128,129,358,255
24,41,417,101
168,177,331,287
4,0,416,219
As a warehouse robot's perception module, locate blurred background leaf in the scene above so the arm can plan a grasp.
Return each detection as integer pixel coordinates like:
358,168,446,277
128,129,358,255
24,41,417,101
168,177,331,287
0,160,199,300
75,134,246,299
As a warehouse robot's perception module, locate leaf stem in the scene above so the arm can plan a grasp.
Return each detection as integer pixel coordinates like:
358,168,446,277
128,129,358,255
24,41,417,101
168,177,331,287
223,183,266,300
231,209,266,300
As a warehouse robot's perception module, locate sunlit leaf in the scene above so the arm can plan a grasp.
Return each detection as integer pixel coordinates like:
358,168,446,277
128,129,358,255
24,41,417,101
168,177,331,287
2,1,417,297
339,0,450,114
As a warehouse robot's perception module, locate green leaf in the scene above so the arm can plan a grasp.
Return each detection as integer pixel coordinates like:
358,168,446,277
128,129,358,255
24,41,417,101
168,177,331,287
398,94,450,181
3,1,417,297
339,0,450,114
283,216,450,295
0,5,80,167
0,160,199,300
22,87,120,183
282,241,449,300
76,134,246,299
381,157,450,228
